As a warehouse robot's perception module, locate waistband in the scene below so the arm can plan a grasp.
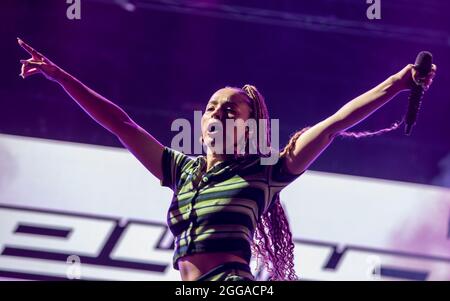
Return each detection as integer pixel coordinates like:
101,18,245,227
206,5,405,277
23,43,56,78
196,262,254,281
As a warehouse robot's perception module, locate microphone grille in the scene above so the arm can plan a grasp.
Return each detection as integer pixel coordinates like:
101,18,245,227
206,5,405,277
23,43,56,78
414,51,433,76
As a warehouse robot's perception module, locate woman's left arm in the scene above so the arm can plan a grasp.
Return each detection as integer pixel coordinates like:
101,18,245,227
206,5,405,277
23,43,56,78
283,63,437,175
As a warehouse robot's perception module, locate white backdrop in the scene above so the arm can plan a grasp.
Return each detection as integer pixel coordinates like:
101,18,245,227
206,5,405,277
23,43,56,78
0,134,449,280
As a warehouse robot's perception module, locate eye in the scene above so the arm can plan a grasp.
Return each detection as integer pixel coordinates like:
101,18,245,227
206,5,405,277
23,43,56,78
206,106,214,112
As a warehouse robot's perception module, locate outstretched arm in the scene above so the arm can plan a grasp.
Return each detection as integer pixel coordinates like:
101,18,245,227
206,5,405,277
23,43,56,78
283,63,437,175
18,38,164,181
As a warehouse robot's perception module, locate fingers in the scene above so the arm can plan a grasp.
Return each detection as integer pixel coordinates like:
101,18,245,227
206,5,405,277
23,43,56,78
21,68,40,79
20,58,44,67
424,64,437,90
412,63,437,90
427,64,437,77
20,66,40,79
422,73,435,91
17,38,35,55
17,37,43,59
19,59,43,78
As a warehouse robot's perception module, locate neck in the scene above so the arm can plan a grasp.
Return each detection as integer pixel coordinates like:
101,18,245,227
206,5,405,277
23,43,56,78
206,151,236,172
206,154,224,172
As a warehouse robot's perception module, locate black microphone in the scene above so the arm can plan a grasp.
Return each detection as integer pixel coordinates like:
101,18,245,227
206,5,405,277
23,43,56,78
404,51,433,135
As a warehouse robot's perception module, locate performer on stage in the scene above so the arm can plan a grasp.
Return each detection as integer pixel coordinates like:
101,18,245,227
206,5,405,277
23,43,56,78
18,38,436,281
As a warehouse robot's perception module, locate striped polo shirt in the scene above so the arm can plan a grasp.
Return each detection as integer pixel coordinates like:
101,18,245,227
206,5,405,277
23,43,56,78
160,146,304,270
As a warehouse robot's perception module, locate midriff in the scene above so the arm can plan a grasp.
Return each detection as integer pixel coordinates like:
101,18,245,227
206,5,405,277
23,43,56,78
177,252,248,281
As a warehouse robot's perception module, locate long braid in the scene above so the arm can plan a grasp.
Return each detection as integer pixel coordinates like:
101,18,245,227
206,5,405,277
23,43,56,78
240,85,298,280
239,85,403,280
336,118,404,138
241,85,271,153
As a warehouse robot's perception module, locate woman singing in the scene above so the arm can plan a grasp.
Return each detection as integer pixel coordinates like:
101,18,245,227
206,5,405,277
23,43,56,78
18,38,436,281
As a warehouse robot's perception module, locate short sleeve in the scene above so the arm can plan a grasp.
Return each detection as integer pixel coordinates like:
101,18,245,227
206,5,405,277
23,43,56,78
160,146,193,191
267,154,305,188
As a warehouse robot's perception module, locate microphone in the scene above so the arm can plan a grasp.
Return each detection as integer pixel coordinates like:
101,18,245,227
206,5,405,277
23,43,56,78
404,51,433,135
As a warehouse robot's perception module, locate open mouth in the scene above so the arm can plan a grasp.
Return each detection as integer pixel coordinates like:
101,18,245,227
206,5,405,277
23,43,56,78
207,121,223,134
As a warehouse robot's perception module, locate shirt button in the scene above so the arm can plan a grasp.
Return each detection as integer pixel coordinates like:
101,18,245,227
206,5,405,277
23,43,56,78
202,176,209,182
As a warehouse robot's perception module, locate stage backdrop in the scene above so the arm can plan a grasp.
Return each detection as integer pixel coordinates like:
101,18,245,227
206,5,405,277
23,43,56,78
0,134,449,281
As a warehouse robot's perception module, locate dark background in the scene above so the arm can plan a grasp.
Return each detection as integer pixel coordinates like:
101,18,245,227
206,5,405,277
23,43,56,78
1,0,449,187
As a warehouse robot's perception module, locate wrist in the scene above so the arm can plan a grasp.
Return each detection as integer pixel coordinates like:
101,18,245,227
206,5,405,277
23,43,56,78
386,75,406,94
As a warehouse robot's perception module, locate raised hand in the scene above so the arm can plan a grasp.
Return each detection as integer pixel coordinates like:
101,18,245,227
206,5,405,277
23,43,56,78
18,38,61,81
393,63,437,92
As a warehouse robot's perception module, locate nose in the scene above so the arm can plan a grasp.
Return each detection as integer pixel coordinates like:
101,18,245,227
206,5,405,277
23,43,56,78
211,107,224,121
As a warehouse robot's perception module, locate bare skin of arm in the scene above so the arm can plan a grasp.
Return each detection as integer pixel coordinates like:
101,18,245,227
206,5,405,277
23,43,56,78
18,38,164,181
283,63,437,175
18,39,242,280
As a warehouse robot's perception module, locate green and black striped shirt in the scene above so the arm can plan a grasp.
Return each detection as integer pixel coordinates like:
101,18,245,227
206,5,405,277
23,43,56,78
160,146,304,269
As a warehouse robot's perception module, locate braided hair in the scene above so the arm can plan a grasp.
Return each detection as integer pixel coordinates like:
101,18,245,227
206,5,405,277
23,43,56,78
238,84,403,280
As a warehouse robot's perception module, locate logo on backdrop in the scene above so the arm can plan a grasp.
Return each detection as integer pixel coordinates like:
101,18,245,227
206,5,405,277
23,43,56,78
0,205,448,280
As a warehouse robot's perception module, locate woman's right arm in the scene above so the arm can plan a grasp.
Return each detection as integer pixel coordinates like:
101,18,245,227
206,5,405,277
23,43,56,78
18,38,164,181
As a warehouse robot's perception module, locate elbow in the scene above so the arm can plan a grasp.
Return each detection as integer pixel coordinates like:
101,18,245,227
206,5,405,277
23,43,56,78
110,118,138,136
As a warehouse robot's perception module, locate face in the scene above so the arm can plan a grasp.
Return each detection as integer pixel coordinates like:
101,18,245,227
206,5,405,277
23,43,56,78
201,87,253,155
